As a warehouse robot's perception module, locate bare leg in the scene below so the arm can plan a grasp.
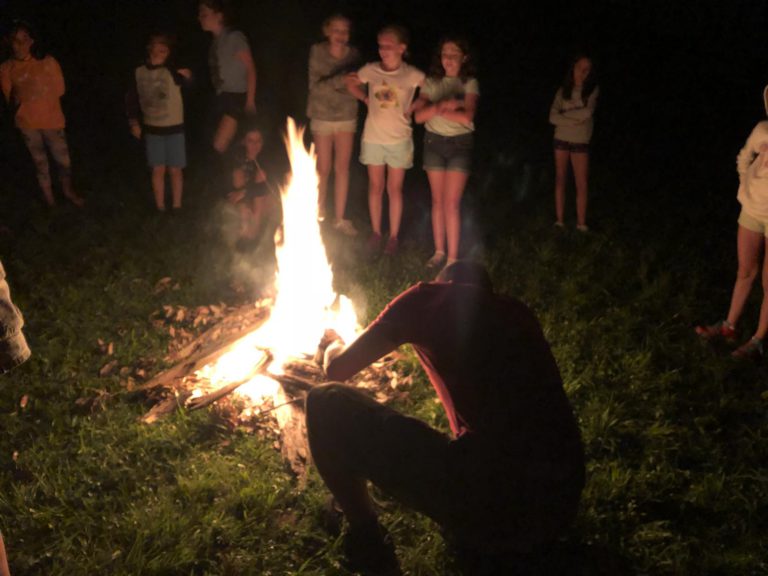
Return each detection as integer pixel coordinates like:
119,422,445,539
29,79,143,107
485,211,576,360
314,133,333,219
571,151,590,227
306,387,379,529
444,170,469,261
367,165,386,236
169,167,183,209
213,115,238,155
726,225,763,327
151,166,167,211
754,237,768,340
554,148,570,225
0,531,10,576
427,171,446,254
333,131,355,222
385,167,406,239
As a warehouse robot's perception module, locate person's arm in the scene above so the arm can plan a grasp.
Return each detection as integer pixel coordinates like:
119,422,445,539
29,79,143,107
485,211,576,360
437,91,479,125
325,325,398,382
549,89,580,127
0,64,12,105
345,72,368,105
125,71,142,139
413,93,435,124
228,166,247,203
236,47,257,114
561,86,599,121
307,45,325,91
737,125,760,176
49,57,65,99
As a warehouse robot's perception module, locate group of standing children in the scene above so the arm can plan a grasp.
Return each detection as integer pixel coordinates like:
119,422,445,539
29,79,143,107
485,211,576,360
2,8,601,266
308,16,482,264
126,0,269,240
308,16,601,265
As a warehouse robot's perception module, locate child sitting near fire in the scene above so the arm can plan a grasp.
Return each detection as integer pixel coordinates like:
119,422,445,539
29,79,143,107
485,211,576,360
126,33,191,212
227,126,273,243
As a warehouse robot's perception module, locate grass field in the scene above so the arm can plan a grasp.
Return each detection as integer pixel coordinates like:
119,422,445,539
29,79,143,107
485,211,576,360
1,123,767,575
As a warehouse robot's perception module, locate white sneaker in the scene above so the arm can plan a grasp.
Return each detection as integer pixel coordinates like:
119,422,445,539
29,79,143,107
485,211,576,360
333,219,358,236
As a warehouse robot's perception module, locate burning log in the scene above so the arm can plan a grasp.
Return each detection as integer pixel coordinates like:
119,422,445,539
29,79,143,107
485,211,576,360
186,351,272,412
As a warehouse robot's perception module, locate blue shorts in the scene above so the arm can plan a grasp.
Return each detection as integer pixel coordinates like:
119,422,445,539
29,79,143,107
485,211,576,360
360,139,414,169
146,132,187,168
423,131,474,173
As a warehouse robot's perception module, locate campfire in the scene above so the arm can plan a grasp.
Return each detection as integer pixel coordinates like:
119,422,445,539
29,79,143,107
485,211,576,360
128,119,411,474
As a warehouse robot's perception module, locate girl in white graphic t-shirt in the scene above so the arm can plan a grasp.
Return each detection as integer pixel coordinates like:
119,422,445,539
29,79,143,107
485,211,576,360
346,25,425,256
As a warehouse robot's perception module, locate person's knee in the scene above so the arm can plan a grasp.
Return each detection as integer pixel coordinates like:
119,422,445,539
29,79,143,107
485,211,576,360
737,264,758,281
306,383,347,422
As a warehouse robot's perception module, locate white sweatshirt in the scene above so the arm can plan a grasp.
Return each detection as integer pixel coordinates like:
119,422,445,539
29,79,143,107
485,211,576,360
737,120,768,219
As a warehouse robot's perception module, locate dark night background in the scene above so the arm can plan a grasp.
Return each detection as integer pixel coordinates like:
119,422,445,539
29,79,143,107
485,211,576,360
2,2,768,573
1,0,767,229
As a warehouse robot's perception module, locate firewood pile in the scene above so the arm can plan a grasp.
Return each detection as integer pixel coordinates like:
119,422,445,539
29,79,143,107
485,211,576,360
89,294,414,476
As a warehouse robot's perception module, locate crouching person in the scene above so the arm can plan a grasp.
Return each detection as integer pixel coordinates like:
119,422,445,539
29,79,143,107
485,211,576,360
306,261,584,575
1,259,31,576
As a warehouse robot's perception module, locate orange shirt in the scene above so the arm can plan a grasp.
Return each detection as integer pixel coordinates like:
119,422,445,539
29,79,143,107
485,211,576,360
0,55,66,130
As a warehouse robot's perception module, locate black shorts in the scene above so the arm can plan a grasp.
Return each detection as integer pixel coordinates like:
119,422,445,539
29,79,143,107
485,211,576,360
214,91,247,122
305,383,583,553
553,138,589,153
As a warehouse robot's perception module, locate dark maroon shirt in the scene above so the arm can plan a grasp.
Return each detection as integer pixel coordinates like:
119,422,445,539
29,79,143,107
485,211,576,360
369,282,581,461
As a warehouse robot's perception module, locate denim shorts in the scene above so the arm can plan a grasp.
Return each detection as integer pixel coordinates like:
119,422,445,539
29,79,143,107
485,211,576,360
423,131,474,173
145,132,186,168
360,139,414,169
553,138,589,154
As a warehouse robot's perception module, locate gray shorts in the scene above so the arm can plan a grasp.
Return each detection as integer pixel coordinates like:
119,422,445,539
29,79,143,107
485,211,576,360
423,131,474,173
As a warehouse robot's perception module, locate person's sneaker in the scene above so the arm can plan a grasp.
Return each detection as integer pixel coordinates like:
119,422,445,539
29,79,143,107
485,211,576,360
554,221,565,229
342,523,401,576
695,320,737,343
383,236,398,256
731,337,764,360
334,219,358,236
576,224,589,232
365,233,382,257
426,251,446,269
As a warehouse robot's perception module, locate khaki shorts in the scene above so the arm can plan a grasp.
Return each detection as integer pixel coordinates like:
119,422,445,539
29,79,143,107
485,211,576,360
310,118,357,135
738,208,768,237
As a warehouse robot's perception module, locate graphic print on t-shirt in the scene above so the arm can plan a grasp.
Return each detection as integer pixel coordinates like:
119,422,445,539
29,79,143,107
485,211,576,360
373,80,399,109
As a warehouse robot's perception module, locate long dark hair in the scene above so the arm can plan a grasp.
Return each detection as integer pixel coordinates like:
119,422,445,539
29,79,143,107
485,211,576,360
10,20,46,59
561,54,596,105
429,36,476,83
